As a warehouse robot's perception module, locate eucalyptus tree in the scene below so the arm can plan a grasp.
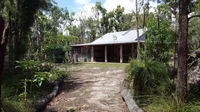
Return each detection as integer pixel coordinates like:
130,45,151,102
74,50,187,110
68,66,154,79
0,0,53,110
0,2,8,110
96,2,110,34
176,0,190,101
143,2,150,27
30,10,51,60
176,0,200,101
145,18,175,63
85,18,99,42
67,12,82,39
113,6,127,31
147,0,200,101
135,0,141,59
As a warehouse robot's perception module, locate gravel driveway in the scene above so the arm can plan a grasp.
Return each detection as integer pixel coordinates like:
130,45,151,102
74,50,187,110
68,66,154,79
45,63,128,112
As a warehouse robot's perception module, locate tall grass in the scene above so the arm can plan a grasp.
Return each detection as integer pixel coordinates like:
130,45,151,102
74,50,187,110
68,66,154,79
126,59,200,112
136,93,200,112
126,59,170,95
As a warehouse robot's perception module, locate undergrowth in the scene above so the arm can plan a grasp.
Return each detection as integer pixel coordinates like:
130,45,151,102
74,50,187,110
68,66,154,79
126,59,200,112
1,60,71,112
135,93,200,112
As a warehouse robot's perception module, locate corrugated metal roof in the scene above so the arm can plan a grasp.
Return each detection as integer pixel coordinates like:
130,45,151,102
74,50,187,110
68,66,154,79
71,29,145,46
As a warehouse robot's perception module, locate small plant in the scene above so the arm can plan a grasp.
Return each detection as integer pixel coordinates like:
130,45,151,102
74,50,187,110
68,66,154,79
33,72,51,87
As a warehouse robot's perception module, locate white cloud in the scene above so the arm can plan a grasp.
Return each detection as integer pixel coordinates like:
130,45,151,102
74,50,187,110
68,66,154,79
76,3,96,19
75,0,91,5
73,3,96,25
72,0,157,26
104,0,134,13
104,0,157,13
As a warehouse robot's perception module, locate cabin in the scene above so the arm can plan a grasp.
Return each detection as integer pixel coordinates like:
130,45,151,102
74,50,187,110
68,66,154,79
71,29,145,63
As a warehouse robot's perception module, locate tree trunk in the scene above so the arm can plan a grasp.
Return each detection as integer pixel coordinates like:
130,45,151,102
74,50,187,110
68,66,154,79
143,7,146,28
8,12,15,71
174,13,178,69
0,15,9,112
136,0,140,59
176,0,190,101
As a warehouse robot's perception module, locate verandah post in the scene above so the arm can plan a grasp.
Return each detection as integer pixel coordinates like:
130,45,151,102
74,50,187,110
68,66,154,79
91,46,94,62
120,44,123,63
105,45,107,62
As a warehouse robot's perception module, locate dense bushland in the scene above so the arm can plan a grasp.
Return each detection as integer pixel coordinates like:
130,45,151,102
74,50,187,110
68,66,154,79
126,17,200,111
2,60,70,112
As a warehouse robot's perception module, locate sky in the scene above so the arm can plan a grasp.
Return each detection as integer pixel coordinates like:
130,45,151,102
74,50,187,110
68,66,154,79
55,0,157,15
55,0,157,34
55,0,105,13
55,0,157,27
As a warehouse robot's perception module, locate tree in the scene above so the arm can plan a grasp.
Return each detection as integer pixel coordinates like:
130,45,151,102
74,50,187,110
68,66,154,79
176,0,190,101
176,0,200,101
113,6,126,31
136,0,140,59
0,7,9,112
0,0,52,110
85,18,98,42
44,35,78,63
145,18,175,63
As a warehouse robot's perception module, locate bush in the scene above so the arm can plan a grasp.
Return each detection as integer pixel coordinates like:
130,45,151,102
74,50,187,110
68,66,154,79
2,60,71,112
144,18,176,63
16,60,53,77
3,60,69,99
126,59,170,95
44,44,66,63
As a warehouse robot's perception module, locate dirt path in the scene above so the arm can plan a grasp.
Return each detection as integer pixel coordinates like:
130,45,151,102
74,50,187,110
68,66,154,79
45,63,128,112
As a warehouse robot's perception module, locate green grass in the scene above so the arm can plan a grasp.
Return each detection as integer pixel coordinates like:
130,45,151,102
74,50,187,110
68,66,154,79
136,94,200,112
2,98,36,112
80,62,128,68
60,62,128,69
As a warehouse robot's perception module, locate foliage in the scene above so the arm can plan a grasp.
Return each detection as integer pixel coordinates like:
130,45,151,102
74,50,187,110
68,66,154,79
16,60,52,75
189,18,200,51
2,60,71,111
43,35,78,63
95,3,133,34
143,18,175,63
2,98,35,112
126,59,170,95
3,61,67,96
33,72,51,87
136,93,200,112
44,44,66,63
1,0,52,61
188,1,200,50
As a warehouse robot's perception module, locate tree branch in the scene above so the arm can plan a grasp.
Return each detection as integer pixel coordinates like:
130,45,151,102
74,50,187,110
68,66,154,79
188,15,200,21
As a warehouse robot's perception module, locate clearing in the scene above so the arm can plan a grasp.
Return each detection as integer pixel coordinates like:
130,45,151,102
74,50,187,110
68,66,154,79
45,63,129,112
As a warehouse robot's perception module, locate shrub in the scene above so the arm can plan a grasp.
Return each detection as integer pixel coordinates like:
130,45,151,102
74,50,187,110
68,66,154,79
44,44,66,63
144,18,176,63
16,60,53,77
6,60,68,100
126,59,170,95
2,60,71,112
